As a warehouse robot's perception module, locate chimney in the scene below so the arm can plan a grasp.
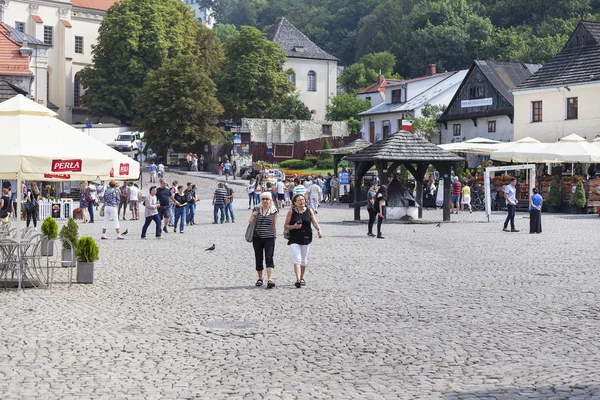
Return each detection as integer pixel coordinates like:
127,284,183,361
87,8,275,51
376,74,385,85
425,64,436,76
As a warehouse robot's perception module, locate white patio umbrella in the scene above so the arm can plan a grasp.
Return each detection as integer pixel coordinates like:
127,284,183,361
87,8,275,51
0,94,140,181
533,134,600,163
490,137,553,163
439,137,504,155
593,137,600,146
0,94,140,221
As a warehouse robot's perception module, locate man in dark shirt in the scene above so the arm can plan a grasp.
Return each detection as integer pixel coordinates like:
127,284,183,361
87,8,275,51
184,182,196,226
156,179,173,233
212,182,227,224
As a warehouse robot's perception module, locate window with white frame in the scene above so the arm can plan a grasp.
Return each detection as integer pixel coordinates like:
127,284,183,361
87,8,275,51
75,36,84,54
44,26,53,46
307,71,316,92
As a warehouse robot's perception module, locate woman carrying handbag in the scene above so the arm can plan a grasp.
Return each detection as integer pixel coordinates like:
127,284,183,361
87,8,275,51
248,193,278,289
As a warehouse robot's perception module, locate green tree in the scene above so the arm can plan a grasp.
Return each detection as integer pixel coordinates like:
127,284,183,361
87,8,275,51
134,54,224,156
326,93,371,134
319,138,333,160
326,93,372,121
217,26,295,123
213,23,239,43
339,51,401,92
80,0,200,123
266,94,312,120
411,103,445,142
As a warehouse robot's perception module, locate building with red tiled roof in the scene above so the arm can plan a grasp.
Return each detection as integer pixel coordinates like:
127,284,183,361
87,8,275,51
357,75,404,109
0,23,33,102
70,0,119,11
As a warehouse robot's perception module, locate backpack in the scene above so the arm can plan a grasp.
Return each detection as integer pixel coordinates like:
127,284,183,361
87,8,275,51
185,190,195,203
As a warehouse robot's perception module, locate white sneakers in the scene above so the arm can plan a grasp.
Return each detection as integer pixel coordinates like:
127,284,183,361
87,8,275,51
101,234,125,240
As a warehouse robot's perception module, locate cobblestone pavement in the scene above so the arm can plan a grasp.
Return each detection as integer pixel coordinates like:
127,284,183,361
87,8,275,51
1,172,600,399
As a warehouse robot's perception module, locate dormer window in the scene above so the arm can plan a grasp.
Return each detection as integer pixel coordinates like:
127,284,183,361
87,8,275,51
294,46,305,53
391,89,402,104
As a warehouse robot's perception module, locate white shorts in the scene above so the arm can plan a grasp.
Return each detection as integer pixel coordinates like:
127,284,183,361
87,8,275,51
102,206,120,230
290,243,310,266
310,196,319,209
461,195,471,205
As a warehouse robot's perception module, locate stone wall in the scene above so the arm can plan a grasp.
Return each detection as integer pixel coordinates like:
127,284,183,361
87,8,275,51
242,118,349,143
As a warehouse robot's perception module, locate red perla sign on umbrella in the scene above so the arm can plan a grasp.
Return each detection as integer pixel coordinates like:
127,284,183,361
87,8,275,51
52,159,82,172
119,163,129,176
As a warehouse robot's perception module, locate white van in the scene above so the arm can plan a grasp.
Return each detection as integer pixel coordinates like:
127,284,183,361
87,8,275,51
114,132,141,152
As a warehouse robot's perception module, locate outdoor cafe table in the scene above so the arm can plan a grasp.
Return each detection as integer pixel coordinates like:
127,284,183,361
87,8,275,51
0,235,43,290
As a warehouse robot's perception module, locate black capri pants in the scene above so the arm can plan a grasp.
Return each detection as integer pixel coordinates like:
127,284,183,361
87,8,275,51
252,236,275,271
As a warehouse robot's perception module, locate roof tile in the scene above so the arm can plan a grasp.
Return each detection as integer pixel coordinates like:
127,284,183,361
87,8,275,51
31,15,43,24
346,131,463,162
0,24,32,76
267,17,338,61
71,0,118,11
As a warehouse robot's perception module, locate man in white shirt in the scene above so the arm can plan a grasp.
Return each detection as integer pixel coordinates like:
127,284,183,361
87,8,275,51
157,163,165,179
276,178,286,209
308,182,322,213
502,177,519,232
128,182,141,221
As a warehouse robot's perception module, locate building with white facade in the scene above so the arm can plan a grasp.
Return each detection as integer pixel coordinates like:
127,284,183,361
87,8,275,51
0,0,115,123
180,0,214,28
437,60,540,165
267,17,338,122
513,21,600,142
358,67,467,143
357,74,406,109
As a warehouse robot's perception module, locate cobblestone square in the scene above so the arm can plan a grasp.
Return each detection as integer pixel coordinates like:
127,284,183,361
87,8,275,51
1,173,599,399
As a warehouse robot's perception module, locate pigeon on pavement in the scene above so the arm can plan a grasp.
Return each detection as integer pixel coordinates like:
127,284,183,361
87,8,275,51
205,244,215,251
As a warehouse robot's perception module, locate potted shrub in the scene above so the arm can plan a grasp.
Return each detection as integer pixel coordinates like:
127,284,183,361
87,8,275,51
40,216,58,256
75,236,99,284
546,180,562,213
59,218,79,267
568,181,587,214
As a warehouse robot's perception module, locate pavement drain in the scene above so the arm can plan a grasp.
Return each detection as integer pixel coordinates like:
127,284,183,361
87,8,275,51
202,319,255,330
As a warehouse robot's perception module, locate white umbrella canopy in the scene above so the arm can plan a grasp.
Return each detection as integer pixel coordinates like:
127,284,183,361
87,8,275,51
533,134,600,163
439,137,504,155
593,137,600,146
0,94,139,181
490,136,554,163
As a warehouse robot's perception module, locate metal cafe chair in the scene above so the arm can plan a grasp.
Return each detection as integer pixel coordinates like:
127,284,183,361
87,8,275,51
0,238,22,289
45,238,76,289
19,234,45,289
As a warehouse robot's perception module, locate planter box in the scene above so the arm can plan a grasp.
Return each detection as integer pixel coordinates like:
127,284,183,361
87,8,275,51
77,262,94,284
547,206,562,213
566,207,587,214
40,239,54,256
61,248,76,267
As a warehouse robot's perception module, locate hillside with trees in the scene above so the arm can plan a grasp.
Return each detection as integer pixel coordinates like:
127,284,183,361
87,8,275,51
201,0,600,77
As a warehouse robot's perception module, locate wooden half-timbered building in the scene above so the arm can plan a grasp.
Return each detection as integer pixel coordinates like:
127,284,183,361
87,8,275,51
437,60,540,166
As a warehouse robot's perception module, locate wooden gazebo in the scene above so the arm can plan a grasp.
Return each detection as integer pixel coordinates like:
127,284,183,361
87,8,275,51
346,130,464,222
320,138,372,175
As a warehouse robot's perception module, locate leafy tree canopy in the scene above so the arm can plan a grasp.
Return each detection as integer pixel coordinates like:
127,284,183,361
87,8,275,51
326,94,372,134
206,0,600,79
213,23,239,43
134,54,224,156
265,94,312,120
80,0,200,123
339,52,402,92
411,104,445,141
217,26,295,123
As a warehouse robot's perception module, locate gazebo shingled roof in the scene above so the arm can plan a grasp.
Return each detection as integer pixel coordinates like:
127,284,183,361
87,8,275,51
346,131,463,162
323,138,372,156
346,130,464,222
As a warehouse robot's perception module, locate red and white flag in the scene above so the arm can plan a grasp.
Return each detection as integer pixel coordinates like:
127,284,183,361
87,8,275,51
401,120,414,131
